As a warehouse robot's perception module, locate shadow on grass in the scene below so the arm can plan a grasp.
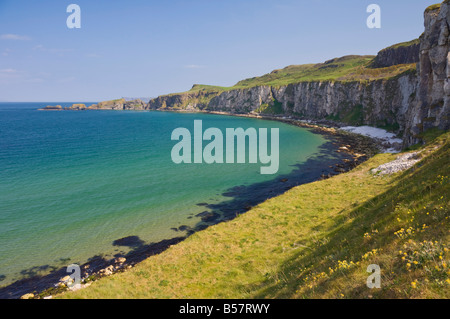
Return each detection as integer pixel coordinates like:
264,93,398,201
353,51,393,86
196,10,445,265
184,140,359,232
239,142,448,299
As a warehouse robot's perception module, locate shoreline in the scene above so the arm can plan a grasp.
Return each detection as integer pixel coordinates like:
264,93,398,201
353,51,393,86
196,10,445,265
1,109,381,299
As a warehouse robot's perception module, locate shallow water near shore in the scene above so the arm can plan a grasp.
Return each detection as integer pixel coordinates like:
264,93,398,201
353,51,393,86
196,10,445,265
0,103,344,290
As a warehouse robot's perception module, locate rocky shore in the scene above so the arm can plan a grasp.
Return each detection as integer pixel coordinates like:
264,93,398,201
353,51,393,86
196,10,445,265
0,236,186,299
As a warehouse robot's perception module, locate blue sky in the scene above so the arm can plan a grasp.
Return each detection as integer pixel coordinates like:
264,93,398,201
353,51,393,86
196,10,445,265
0,0,440,102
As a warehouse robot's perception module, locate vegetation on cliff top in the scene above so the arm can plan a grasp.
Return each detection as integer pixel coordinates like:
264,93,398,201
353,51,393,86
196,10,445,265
157,55,416,101
61,130,449,299
378,38,420,52
425,3,442,13
232,55,414,87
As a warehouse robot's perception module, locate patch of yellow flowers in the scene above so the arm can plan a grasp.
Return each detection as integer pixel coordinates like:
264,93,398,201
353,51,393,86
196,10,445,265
398,240,449,288
394,226,415,239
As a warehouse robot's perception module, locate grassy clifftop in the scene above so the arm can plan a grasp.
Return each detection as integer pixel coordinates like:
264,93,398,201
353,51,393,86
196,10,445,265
61,131,449,299
233,55,416,88
155,55,416,100
425,3,442,13
382,38,420,51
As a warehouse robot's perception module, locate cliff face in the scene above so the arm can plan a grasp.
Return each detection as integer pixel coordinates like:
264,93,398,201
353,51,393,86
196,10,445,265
207,74,417,132
149,88,219,111
147,1,450,146
404,1,450,144
369,40,420,68
123,99,146,110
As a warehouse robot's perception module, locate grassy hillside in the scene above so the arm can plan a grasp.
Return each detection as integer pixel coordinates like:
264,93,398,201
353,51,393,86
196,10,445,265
60,131,449,299
233,55,415,88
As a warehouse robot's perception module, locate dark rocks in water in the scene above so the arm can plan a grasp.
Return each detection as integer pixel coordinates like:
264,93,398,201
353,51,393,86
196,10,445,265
112,236,145,248
195,211,210,218
280,178,288,183
19,265,57,278
177,225,191,232
0,236,186,299
172,225,196,232
195,211,221,223
196,202,209,207
204,213,220,223
0,267,68,299
85,255,109,271
193,224,208,232
321,173,333,180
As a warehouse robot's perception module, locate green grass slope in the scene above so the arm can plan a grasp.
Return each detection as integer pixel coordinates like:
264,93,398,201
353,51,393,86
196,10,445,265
233,55,415,88
61,131,449,299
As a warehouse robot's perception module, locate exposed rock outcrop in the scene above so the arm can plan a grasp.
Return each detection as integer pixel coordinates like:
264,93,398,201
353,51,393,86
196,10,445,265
369,39,420,68
123,99,146,110
38,105,62,111
206,74,417,134
65,103,86,110
85,99,145,110
371,152,421,176
148,71,418,137
149,85,222,110
91,98,126,110
404,1,450,145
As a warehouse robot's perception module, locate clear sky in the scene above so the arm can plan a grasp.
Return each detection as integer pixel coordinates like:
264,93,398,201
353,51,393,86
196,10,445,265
0,0,440,102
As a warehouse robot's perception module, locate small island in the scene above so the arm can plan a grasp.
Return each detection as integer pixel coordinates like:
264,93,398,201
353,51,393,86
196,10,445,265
38,105,63,111
38,99,146,111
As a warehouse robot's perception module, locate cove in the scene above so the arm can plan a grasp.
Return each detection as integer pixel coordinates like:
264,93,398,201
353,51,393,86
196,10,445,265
0,104,346,292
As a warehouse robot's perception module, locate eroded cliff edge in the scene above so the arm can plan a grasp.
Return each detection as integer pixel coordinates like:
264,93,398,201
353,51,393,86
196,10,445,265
146,1,449,147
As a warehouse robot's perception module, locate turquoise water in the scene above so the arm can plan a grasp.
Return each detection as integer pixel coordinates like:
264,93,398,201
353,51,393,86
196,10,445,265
0,103,330,286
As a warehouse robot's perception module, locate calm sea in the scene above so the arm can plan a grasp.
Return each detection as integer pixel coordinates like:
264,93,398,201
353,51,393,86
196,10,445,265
0,102,338,287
